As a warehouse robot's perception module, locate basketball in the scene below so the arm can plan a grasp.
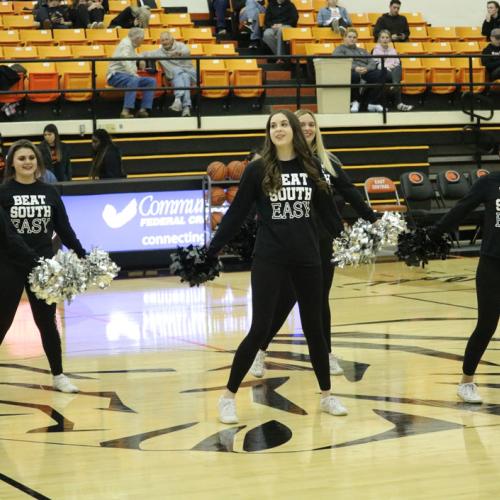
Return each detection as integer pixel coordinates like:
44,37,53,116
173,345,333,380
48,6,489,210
227,160,246,180
225,186,238,203
207,161,227,181
211,187,226,206
210,211,223,230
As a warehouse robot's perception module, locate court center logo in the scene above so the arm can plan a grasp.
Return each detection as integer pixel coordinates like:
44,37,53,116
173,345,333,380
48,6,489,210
102,198,138,229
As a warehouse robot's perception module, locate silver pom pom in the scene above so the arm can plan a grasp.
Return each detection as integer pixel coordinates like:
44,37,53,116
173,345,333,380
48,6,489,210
28,250,87,304
332,212,407,268
84,248,120,289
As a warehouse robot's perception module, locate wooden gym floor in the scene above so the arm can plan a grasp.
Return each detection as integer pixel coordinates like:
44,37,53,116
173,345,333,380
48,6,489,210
1,257,500,499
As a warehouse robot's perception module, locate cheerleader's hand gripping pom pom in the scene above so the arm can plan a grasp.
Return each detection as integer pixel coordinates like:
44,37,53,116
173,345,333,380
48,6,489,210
170,245,223,287
396,227,451,268
84,248,120,289
223,218,257,261
332,212,407,268
28,250,87,305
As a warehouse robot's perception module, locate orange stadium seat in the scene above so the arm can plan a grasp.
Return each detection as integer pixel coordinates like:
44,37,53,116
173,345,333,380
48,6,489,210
293,0,314,11
24,62,60,104
298,11,316,27
37,45,73,59
71,45,107,59
182,27,215,44
95,60,123,100
3,46,38,60
355,26,372,41
451,57,486,93
451,41,481,54
0,1,13,14
282,27,314,58
108,0,132,13
312,0,325,11
351,13,371,28
304,42,336,56
455,27,484,41
401,57,427,95
0,71,25,105
400,12,426,27
200,59,230,99
13,1,36,14
161,13,193,27
53,28,87,45
367,13,382,25
19,29,53,46
148,13,162,27
204,43,237,56
3,14,37,29
187,43,205,56
312,27,341,43
423,42,454,55
395,42,426,55
0,30,20,46
409,26,430,42
424,57,457,94
57,61,94,102
86,28,119,45
427,26,458,41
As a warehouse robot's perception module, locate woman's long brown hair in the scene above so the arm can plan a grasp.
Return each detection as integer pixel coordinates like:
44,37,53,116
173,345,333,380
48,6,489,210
3,139,45,182
260,109,329,195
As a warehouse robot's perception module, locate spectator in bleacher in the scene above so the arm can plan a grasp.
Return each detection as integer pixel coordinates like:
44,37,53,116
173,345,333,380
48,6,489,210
36,0,72,29
70,0,106,29
482,2,500,39
108,5,151,29
373,0,409,42
333,28,391,113
481,28,500,81
240,0,266,49
89,129,126,179
372,29,413,111
39,124,72,182
263,0,299,61
107,28,156,118
317,0,352,36
210,0,230,36
139,32,196,117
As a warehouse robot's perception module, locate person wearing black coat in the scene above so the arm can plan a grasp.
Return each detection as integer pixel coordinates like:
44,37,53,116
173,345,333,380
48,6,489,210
481,28,500,80
373,0,409,42
38,124,72,182
89,129,126,179
262,0,298,57
482,1,500,38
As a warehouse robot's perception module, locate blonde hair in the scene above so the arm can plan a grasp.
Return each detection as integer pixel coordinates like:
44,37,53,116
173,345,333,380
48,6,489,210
345,27,358,37
295,109,338,177
132,6,151,28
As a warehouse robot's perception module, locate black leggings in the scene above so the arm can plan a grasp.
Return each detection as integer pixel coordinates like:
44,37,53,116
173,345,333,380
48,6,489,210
463,255,500,376
260,237,335,352
227,257,331,393
71,4,105,28
0,264,63,375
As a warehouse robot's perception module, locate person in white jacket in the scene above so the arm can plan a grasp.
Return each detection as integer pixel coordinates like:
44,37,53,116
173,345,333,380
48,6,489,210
107,28,156,118
140,31,196,117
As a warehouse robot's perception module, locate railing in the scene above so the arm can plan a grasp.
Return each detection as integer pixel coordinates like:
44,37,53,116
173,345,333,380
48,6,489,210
0,52,497,131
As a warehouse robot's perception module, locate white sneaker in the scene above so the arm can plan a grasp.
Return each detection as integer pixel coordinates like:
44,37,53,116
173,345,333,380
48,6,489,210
457,383,483,403
329,353,344,376
181,106,191,117
53,374,79,393
249,349,266,378
350,100,360,113
218,396,239,424
397,102,413,112
320,395,348,416
169,98,182,113
368,103,384,113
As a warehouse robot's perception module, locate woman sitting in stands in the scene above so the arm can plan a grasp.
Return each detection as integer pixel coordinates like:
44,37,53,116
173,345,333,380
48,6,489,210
372,29,413,112
70,0,107,29
108,5,151,28
38,124,72,182
333,28,392,113
89,129,126,180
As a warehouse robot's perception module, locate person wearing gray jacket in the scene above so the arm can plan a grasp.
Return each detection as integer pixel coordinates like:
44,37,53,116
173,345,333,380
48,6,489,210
332,28,391,113
317,0,351,35
140,32,196,117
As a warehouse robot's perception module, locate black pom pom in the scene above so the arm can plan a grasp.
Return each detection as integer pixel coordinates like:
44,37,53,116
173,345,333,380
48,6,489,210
396,228,451,268
223,218,257,261
169,245,223,286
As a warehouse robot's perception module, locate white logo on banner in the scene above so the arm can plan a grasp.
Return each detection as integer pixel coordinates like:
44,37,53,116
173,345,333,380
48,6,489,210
102,199,138,229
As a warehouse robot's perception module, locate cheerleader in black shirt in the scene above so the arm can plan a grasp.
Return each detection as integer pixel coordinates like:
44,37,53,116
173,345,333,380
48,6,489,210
430,170,500,403
250,110,377,379
0,140,86,393
209,110,348,423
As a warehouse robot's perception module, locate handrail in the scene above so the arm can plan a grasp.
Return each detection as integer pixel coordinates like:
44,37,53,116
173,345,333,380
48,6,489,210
0,52,497,130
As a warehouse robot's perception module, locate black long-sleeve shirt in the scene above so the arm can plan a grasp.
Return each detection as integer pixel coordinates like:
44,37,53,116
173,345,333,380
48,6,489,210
264,0,298,29
481,43,500,76
373,13,410,41
431,172,500,259
482,16,500,38
209,157,341,266
0,180,85,259
0,206,38,274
